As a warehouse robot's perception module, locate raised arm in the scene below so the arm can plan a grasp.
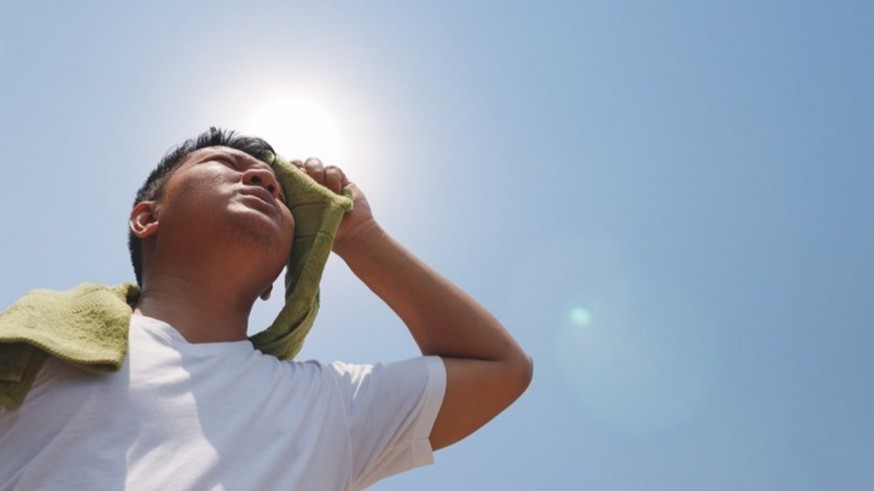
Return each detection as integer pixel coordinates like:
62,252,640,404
297,158,533,451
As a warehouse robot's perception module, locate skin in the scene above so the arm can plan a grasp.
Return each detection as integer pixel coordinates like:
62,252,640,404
130,146,533,451
130,147,294,342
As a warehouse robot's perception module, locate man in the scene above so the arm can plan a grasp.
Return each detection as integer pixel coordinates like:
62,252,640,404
0,128,532,490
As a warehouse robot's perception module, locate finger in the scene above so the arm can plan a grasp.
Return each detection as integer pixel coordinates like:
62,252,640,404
304,157,323,171
290,159,305,169
303,157,325,184
324,166,344,194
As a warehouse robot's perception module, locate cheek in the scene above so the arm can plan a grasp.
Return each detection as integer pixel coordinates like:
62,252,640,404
165,175,230,212
169,164,230,195
178,174,222,198
283,211,296,244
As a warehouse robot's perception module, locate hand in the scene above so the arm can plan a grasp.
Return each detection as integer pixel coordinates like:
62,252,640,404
291,158,377,251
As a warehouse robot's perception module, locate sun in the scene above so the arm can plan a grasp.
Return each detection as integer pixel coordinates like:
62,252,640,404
244,97,344,164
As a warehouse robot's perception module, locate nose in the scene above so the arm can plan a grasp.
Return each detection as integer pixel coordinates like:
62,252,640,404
243,168,282,199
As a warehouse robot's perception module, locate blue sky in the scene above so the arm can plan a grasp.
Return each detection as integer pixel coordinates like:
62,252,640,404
2,1,872,489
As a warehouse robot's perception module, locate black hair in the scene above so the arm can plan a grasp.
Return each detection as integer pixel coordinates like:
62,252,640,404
128,127,275,286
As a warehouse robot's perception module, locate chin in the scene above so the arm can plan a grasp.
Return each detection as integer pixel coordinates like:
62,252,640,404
228,217,292,259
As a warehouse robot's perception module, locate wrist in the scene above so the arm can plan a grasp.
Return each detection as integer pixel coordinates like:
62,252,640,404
332,218,381,258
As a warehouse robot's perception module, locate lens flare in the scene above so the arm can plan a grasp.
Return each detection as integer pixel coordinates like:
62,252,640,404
503,234,717,434
569,306,593,327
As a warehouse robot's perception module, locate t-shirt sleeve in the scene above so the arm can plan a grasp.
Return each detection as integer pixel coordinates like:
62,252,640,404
328,356,446,491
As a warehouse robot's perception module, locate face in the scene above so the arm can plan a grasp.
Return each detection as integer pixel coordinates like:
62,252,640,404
151,146,295,277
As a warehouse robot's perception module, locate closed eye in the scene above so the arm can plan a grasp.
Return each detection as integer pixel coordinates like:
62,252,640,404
215,156,240,170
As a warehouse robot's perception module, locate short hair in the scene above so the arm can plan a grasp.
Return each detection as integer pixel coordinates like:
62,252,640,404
128,127,275,286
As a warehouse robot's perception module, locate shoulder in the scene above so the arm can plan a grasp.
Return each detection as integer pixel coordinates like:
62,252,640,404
324,356,446,409
325,356,444,388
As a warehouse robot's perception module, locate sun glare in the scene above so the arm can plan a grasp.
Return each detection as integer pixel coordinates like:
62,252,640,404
244,97,344,164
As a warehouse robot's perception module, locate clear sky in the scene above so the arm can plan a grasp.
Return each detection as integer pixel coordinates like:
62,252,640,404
2,1,872,490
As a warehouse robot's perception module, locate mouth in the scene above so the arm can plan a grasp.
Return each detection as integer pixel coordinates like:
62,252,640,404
239,186,279,215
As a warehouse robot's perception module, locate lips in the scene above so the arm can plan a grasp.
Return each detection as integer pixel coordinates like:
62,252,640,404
239,186,279,215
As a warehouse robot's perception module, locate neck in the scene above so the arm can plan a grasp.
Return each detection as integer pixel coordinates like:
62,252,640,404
133,274,257,343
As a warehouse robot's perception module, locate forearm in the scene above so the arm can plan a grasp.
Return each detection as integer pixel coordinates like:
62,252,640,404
300,162,530,449
334,222,527,364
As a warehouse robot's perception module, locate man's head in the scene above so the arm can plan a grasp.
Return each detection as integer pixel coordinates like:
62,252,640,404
128,127,293,289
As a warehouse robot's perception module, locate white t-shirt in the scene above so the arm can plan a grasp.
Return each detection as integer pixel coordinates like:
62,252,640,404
0,314,446,491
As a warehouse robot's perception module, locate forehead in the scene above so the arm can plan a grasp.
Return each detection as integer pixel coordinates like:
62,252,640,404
185,146,274,172
179,146,288,203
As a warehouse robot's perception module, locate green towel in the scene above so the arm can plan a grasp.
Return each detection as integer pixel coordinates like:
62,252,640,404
0,153,352,410
0,283,138,410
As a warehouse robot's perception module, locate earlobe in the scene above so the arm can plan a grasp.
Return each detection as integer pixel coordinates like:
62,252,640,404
260,284,273,301
130,202,159,239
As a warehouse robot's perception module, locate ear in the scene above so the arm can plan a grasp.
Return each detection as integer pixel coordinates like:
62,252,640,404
129,201,159,239
259,284,273,301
